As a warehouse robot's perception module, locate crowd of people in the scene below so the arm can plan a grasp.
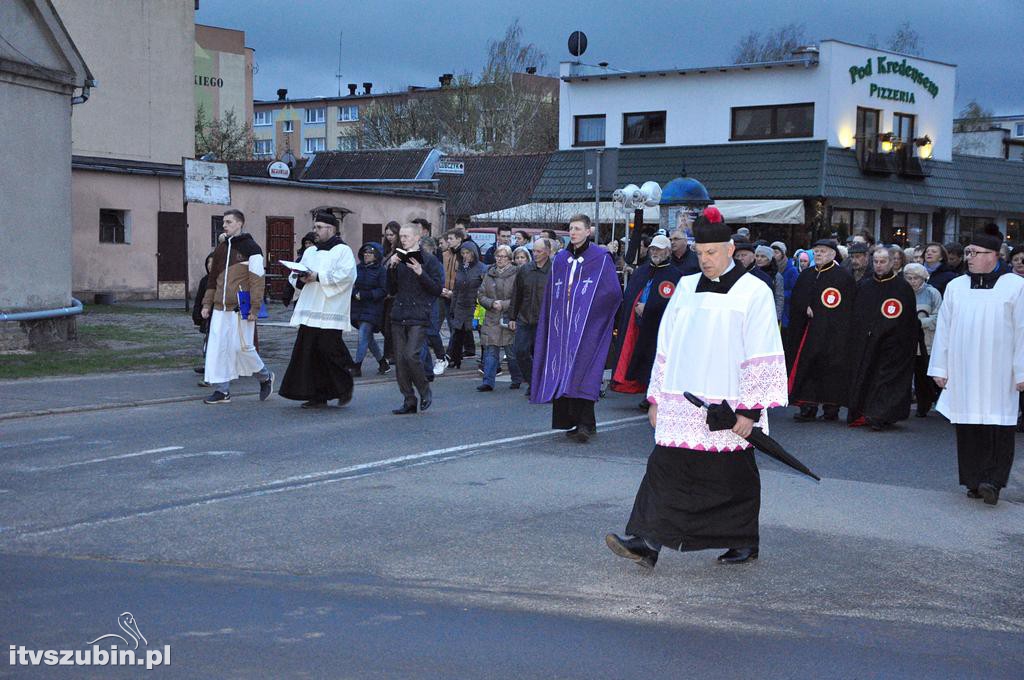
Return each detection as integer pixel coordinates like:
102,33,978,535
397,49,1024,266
192,206,1022,567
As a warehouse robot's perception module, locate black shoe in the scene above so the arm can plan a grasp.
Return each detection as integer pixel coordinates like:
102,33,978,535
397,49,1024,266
966,488,982,499
916,411,928,418
193,366,204,374
301,400,328,409
351,365,362,378
978,482,1000,506
564,427,579,438
569,426,595,443
203,391,231,404
477,384,493,392
867,418,890,432
605,533,659,570
420,390,432,412
821,407,840,421
525,386,531,398
793,406,817,422
378,359,392,375
426,373,435,382
509,383,521,390
337,391,353,408
717,547,759,564
259,372,275,401
639,398,650,411
392,402,417,415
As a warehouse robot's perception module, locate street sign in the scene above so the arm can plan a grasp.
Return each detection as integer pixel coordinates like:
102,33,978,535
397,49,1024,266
183,158,230,205
267,161,290,179
435,160,465,175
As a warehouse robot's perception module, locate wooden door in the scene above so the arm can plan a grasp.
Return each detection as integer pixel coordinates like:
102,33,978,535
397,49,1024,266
362,223,383,249
157,211,187,281
266,216,295,299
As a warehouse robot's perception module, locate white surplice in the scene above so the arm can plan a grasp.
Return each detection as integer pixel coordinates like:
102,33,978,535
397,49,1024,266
288,243,357,331
647,270,789,452
928,273,1024,425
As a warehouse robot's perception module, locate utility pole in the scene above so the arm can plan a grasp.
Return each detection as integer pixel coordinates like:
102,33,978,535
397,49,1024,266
335,31,344,97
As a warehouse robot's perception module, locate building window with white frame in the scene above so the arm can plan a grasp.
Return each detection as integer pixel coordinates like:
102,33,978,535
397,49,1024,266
304,137,326,153
305,107,326,124
336,135,358,151
1015,123,1024,137
254,139,273,156
99,209,130,244
282,120,294,133
253,110,272,126
338,105,359,122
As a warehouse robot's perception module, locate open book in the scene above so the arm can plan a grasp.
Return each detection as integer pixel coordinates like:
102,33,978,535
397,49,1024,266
278,260,311,273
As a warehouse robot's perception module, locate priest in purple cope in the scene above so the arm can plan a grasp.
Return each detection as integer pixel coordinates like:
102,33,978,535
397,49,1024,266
530,214,622,443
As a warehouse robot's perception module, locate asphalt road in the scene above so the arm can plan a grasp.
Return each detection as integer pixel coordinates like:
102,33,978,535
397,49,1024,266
1,367,1022,678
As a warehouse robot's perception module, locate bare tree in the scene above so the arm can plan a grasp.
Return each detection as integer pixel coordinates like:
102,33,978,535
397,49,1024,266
195,105,255,160
886,21,922,55
361,97,437,149
732,22,808,64
954,101,994,132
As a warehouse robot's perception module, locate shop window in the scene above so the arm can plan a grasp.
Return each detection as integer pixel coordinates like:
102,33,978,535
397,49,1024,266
99,209,130,244
622,111,666,145
960,216,994,245
731,103,813,141
253,110,272,126
304,137,326,154
883,211,928,246
831,208,875,242
573,115,605,147
305,107,325,124
211,215,224,247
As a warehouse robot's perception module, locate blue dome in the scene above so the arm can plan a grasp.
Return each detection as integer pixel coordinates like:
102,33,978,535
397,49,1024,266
659,176,711,206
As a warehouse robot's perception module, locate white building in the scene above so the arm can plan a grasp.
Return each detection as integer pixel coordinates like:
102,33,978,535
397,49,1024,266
531,39,1024,247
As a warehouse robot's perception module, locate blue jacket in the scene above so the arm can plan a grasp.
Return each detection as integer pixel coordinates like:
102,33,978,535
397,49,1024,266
780,258,800,328
351,242,388,329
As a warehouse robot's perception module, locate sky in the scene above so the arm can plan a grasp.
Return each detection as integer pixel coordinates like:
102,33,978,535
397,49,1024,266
197,0,1023,115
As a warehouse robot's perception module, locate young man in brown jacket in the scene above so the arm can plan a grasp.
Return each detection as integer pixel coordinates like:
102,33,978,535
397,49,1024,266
200,209,274,404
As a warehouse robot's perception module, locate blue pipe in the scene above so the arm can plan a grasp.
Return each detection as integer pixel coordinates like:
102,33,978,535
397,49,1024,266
0,298,84,322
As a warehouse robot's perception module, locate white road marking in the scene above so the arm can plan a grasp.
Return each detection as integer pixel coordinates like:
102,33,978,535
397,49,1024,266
26,446,184,472
16,416,648,537
0,436,74,450
154,451,246,464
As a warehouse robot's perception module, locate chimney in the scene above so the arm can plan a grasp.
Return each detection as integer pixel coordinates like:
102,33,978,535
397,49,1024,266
347,83,357,96
362,82,372,95
276,88,288,101
525,67,537,75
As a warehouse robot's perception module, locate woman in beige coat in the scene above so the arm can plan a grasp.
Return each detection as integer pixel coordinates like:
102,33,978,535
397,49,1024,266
477,245,524,391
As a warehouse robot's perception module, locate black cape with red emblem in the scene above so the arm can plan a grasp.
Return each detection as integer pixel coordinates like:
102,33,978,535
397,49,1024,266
786,261,856,406
846,273,918,424
611,260,683,393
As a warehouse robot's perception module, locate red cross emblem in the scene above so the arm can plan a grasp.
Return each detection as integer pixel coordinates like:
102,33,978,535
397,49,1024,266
658,280,676,298
821,287,842,309
881,298,903,319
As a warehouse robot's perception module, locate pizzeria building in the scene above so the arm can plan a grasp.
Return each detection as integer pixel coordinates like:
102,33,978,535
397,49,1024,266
529,39,1024,247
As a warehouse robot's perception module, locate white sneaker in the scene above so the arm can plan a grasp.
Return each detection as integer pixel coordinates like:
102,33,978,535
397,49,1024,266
432,358,449,376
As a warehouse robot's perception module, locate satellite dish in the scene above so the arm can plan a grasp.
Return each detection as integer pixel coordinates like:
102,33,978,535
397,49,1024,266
568,31,588,57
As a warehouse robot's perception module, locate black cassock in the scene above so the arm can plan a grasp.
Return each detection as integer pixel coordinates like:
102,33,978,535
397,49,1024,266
847,273,919,424
611,261,683,393
786,261,856,407
278,326,354,403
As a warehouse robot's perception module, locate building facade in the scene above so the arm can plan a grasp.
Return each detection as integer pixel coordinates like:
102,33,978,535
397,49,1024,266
195,24,254,130
953,113,1024,161
545,39,1024,246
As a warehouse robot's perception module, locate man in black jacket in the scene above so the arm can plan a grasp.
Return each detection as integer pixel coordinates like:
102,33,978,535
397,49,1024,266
509,237,553,396
386,224,443,414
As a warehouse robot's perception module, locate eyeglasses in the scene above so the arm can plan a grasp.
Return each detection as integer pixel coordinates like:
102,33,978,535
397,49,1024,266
964,248,997,257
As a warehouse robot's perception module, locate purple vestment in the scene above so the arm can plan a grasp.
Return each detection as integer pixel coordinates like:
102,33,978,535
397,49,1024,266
530,243,622,403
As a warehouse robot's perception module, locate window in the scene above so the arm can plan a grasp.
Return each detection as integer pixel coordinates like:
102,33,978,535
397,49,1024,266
855,107,880,164
338,105,359,122
304,137,326,153
253,139,273,156
253,110,272,126
960,216,994,245
305,107,325,124
1014,123,1023,137
731,103,814,140
831,208,875,240
573,115,605,147
622,111,666,145
884,211,928,246
210,215,224,247
282,120,294,133
894,113,916,149
99,209,130,244
336,135,357,151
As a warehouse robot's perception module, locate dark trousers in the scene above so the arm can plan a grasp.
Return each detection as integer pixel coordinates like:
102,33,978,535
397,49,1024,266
447,327,474,367
513,322,537,385
914,354,938,414
392,322,429,404
955,424,1015,490
552,396,596,432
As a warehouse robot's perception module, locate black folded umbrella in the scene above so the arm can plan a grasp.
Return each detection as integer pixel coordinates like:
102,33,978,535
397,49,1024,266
683,392,821,482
